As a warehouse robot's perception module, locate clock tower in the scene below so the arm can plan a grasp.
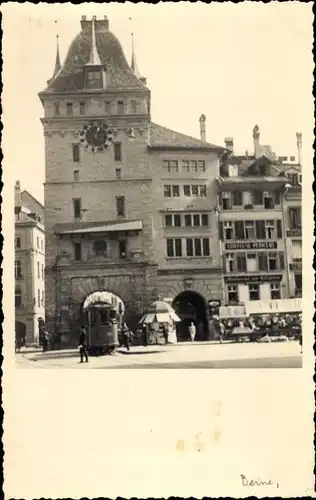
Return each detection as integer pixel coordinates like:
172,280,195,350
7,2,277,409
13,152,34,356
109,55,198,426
39,15,156,335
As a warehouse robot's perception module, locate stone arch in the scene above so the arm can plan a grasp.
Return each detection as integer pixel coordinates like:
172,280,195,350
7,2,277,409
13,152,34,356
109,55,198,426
70,275,132,307
172,289,209,341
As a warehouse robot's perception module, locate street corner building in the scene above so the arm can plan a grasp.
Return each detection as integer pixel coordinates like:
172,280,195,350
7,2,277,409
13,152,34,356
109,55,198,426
39,15,226,342
39,15,302,343
15,181,45,345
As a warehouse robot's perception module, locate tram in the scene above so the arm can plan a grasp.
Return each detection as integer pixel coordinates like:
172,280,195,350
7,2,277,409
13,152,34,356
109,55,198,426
82,292,124,355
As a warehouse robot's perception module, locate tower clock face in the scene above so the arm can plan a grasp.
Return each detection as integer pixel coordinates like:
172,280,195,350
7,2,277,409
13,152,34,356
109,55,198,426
79,123,113,152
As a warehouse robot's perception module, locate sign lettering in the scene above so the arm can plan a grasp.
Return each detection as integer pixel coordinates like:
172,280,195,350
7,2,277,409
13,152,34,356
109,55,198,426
224,274,282,284
225,241,277,250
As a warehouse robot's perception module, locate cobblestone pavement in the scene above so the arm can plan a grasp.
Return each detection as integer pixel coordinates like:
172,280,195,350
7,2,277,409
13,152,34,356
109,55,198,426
15,341,302,369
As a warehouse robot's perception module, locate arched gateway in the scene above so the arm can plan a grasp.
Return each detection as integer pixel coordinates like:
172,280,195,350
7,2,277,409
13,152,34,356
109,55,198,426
172,291,209,341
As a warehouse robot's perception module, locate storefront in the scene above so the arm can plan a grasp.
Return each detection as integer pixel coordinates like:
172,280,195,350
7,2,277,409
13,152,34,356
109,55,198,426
224,273,284,304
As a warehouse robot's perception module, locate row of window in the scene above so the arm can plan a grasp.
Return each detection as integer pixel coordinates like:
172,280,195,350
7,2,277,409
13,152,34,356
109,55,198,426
166,238,211,258
72,168,123,182
73,142,122,163
163,160,206,173
224,251,285,273
54,100,139,117
221,220,283,240
220,190,281,210
165,213,209,228
73,196,125,219
15,288,44,309
15,260,44,279
227,284,281,303
164,184,207,198
73,240,127,262
15,236,44,251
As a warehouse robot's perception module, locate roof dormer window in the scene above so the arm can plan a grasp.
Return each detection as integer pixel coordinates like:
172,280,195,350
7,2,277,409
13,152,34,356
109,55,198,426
86,69,103,89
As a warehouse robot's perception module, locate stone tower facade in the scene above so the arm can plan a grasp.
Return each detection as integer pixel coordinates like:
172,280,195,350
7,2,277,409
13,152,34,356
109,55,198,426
39,16,226,340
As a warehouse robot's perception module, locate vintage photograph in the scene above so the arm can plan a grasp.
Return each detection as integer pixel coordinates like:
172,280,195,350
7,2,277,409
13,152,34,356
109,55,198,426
11,4,309,370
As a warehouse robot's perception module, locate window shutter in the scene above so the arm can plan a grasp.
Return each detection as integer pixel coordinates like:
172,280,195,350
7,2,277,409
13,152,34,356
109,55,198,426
279,252,285,270
274,191,281,205
276,219,282,238
255,220,265,239
235,221,244,240
219,221,224,240
253,190,263,205
258,252,268,271
232,191,242,206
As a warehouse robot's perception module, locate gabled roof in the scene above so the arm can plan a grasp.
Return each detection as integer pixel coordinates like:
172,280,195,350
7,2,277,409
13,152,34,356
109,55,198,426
21,190,44,209
149,123,225,151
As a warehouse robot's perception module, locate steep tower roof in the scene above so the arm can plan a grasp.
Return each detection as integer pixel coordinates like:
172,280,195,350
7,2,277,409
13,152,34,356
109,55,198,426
53,34,61,78
41,16,148,94
131,33,142,80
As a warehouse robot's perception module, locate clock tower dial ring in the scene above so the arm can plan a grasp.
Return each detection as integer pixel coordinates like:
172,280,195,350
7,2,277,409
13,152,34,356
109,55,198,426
79,122,113,152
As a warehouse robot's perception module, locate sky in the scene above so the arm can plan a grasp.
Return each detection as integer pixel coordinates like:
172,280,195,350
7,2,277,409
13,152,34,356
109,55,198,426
2,2,314,204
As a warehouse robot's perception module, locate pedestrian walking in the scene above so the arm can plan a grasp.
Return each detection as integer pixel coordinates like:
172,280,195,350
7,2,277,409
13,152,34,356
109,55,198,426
162,324,169,345
122,323,131,351
142,324,148,347
219,322,225,344
299,333,302,353
42,330,49,352
78,326,89,363
188,322,196,342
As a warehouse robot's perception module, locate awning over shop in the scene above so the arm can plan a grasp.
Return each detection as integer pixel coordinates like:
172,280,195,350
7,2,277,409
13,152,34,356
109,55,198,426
219,305,247,319
55,220,143,235
245,298,302,316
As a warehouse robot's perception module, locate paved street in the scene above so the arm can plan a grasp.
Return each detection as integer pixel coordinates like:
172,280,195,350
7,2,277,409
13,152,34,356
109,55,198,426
16,340,302,369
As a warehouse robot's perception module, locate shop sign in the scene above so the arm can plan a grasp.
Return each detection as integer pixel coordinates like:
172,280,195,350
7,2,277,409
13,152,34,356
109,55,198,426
225,241,277,250
225,274,282,284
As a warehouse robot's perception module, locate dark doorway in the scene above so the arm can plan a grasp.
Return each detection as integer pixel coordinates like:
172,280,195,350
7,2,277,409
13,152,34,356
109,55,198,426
15,321,26,345
172,291,209,341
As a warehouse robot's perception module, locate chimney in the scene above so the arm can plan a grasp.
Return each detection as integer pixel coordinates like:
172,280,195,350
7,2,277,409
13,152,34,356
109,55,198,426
253,124,261,158
15,180,22,213
296,132,302,166
224,137,234,153
199,114,206,142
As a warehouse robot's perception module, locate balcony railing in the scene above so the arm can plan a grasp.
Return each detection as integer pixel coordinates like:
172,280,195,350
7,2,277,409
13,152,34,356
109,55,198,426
289,262,302,271
286,229,302,237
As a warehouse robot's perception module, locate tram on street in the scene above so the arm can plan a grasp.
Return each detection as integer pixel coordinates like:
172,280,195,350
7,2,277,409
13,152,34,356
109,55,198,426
82,292,124,355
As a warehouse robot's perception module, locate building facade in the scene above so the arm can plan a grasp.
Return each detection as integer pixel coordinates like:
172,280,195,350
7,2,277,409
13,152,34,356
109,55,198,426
15,181,45,344
39,16,226,340
39,16,302,340
218,127,302,306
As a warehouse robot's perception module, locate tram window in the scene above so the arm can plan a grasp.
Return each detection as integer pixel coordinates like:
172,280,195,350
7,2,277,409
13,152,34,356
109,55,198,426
100,309,108,324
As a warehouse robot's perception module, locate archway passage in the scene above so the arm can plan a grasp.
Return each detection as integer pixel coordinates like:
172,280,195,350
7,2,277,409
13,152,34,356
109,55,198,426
172,291,209,341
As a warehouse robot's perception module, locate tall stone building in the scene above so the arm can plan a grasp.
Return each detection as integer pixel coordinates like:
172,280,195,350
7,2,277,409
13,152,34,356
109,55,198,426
39,15,226,339
15,181,45,344
217,126,302,306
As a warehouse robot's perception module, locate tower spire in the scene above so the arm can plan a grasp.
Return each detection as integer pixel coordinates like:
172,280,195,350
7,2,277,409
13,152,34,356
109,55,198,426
130,32,142,79
86,16,102,66
52,21,61,78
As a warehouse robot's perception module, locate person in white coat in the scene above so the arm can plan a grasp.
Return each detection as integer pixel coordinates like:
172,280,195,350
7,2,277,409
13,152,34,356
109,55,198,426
188,322,196,342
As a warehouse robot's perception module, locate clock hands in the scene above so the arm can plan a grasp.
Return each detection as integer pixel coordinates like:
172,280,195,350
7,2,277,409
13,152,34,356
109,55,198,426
94,126,101,141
